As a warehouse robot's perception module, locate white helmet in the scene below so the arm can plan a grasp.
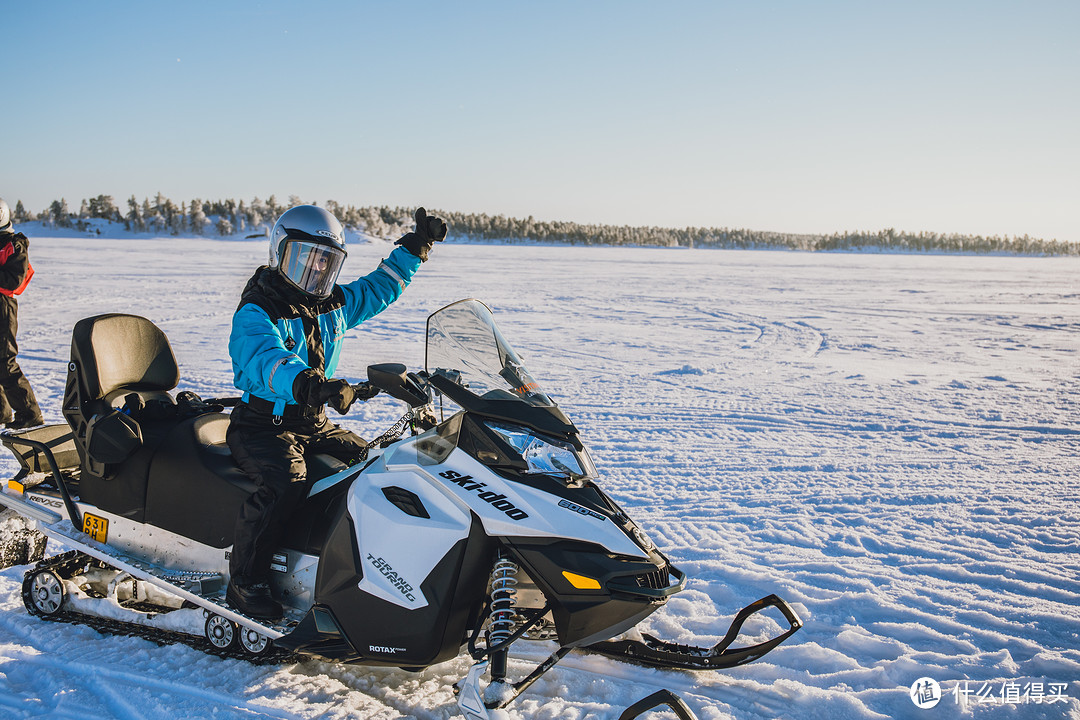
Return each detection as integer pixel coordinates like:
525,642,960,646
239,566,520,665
0,198,11,233
268,205,347,298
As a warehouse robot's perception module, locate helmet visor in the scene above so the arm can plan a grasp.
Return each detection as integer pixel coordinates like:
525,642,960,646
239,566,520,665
280,240,346,297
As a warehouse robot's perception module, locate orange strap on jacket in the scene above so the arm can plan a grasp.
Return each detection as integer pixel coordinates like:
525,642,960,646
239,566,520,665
0,240,32,296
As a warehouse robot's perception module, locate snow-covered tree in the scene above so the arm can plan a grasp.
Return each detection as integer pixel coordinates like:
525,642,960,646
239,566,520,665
49,198,71,227
234,200,247,234
168,207,186,235
126,196,144,232
189,199,208,234
88,195,118,220
145,195,166,234
247,197,265,231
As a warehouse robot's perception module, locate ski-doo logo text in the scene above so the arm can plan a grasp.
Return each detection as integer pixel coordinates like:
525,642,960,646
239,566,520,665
438,470,529,520
366,554,416,602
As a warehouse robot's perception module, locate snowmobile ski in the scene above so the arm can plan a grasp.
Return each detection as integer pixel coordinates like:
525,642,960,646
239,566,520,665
619,690,700,720
585,593,802,670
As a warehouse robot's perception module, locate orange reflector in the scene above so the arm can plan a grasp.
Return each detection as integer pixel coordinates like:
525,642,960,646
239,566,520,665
7,480,24,494
562,571,601,590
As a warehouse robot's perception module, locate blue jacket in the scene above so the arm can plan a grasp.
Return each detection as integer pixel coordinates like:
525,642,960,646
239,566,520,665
230,247,421,414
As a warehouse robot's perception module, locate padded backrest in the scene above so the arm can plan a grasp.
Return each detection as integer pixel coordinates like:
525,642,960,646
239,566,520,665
70,314,180,401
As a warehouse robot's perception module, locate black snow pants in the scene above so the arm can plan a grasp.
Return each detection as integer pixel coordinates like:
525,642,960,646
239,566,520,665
0,295,42,425
227,401,368,585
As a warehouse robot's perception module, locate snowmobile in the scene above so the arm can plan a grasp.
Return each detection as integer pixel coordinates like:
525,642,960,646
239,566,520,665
0,298,801,719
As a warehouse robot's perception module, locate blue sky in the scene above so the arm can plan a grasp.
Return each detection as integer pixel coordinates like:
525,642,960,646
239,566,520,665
4,1,1078,240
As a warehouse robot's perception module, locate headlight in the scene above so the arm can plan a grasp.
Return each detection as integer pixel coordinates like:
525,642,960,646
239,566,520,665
630,525,656,552
486,421,598,481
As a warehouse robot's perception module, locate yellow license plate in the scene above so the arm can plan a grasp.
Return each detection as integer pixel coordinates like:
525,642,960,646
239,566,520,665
82,512,109,543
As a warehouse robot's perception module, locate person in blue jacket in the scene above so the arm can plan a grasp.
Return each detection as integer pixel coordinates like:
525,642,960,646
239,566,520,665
226,204,446,618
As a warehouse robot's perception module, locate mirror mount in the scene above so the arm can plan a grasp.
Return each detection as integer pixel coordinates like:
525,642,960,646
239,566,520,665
367,363,430,407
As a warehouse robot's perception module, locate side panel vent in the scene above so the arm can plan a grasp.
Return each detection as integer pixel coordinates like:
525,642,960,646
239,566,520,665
382,486,431,519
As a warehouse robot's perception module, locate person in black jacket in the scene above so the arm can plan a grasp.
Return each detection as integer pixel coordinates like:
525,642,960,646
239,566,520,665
0,198,43,429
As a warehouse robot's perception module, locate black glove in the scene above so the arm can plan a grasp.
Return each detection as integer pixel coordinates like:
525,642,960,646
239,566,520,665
325,381,357,415
293,370,357,414
352,382,381,401
395,207,447,262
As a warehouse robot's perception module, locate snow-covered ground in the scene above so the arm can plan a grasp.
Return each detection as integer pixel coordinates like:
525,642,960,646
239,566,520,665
1,236,1077,719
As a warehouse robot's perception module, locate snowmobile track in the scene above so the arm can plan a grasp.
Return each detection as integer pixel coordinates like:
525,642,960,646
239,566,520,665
26,606,299,665
22,551,298,666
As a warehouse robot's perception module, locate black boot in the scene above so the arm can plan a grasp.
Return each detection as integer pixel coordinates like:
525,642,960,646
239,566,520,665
226,581,283,619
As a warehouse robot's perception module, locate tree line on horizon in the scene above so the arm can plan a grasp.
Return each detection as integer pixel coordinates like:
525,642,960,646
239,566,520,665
9,193,1077,257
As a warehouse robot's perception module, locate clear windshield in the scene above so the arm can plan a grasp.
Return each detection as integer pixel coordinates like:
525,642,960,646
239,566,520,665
425,299,555,408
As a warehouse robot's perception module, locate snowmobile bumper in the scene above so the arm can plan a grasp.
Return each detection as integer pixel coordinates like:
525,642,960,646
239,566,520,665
584,593,802,670
505,540,686,648
0,426,82,528
0,479,63,525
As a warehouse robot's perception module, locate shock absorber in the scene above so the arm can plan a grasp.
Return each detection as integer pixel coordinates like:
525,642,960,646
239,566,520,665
488,553,519,682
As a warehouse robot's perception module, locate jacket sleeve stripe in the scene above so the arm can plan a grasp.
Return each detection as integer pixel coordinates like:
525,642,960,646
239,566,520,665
378,261,407,291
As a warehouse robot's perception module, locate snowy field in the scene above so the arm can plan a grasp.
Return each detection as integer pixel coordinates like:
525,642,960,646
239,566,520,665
1,236,1078,719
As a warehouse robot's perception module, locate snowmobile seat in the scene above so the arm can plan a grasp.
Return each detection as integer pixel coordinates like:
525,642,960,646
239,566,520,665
144,413,255,548
61,312,352,543
63,313,183,521
144,413,351,549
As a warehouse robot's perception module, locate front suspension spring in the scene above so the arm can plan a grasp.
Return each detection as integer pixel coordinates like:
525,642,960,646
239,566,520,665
488,555,519,646
488,553,519,682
